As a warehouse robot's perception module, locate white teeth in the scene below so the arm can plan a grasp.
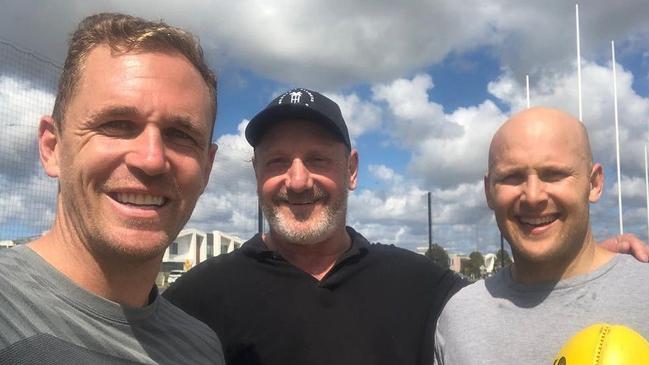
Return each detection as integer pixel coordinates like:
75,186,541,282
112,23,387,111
520,216,556,226
115,193,164,206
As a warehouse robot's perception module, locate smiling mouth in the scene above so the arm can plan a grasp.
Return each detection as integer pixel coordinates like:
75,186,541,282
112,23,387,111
110,192,167,208
287,200,318,205
517,215,558,227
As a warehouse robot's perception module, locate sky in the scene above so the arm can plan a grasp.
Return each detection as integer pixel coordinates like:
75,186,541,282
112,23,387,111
1,0,648,254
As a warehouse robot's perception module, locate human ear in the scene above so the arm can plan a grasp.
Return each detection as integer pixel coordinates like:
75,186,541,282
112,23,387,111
200,143,218,193
38,116,60,178
588,163,604,203
484,172,495,210
347,149,359,190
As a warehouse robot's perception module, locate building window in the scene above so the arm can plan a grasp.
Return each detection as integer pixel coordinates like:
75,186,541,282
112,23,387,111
170,241,178,255
206,233,214,257
221,237,230,254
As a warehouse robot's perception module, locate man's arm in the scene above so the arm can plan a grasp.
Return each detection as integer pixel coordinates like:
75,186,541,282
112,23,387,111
600,233,649,262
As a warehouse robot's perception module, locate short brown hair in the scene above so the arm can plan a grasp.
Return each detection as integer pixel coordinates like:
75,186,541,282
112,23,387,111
52,12,217,136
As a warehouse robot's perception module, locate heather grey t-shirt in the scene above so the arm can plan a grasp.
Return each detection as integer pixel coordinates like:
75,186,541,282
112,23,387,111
0,245,225,364
434,254,649,365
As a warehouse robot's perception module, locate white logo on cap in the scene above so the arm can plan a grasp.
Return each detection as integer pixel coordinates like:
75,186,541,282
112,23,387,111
277,88,315,106
289,91,302,103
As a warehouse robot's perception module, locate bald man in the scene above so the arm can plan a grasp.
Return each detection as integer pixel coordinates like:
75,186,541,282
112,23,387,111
433,107,649,364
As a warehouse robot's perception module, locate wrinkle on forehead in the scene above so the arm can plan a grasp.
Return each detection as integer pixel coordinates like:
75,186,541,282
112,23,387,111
488,107,592,171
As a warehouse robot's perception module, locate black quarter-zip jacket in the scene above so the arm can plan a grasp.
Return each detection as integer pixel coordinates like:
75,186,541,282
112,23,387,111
164,227,464,365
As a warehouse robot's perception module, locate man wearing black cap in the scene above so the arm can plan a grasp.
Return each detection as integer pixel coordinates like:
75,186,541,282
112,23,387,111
164,88,463,365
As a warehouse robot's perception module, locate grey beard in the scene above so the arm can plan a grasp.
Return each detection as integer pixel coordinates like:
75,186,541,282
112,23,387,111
262,189,348,246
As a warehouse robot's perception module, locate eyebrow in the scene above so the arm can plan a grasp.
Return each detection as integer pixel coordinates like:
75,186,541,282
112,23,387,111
87,105,139,122
87,105,202,130
169,116,201,132
492,165,522,176
493,162,574,176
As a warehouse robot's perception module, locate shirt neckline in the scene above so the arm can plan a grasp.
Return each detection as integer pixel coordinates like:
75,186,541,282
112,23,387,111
504,254,622,292
16,244,160,323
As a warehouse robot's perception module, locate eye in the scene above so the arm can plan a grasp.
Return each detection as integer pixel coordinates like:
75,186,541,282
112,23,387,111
306,156,330,169
97,120,136,136
541,169,569,182
164,128,197,146
165,128,191,139
498,173,524,185
266,157,289,168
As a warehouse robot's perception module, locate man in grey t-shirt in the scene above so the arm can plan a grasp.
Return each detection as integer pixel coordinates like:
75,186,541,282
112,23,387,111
0,13,224,364
434,107,649,364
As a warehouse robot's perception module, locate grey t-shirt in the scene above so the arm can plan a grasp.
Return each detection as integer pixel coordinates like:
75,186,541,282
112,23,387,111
434,254,649,365
0,245,225,364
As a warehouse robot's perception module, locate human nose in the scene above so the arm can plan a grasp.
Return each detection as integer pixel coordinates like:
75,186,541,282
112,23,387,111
521,175,547,207
124,127,170,176
285,158,313,193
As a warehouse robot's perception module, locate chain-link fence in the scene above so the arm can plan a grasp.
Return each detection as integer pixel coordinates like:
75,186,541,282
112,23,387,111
0,39,59,241
0,38,502,255
0,38,262,243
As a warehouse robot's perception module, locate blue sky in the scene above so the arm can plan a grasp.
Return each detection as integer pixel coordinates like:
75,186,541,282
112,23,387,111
1,1,648,254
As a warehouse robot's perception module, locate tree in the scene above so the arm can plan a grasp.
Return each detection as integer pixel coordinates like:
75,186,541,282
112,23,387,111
425,244,450,269
470,251,485,277
469,251,484,265
461,251,485,279
493,249,513,271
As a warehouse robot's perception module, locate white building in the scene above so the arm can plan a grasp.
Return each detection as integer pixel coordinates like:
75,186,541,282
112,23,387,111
415,246,428,255
162,228,244,272
483,253,497,274
449,253,469,273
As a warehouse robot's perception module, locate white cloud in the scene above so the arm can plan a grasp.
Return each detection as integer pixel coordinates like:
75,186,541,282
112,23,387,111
196,1,500,86
618,176,649,201
326,92,382,141
348,165,496,251
186,120,258,238
370,74,504,188
350,57,649,249
0,75,57,239
410,101,504,188
4,1,647,88
0,172,57,239
490,61,649,177
368,164,402,184
0,76,55,181
372,74,461,146
486,61,649,242
2,1,649,249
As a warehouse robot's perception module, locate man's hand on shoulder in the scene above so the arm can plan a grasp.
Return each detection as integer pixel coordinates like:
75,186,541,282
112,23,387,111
600,233,649,263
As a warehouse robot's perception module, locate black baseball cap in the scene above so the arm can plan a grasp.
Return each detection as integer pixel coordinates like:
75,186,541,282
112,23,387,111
245,88,351,149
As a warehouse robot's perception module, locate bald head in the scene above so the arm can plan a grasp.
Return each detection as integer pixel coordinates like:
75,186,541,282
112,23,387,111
483,107,606,283
488,107,593,174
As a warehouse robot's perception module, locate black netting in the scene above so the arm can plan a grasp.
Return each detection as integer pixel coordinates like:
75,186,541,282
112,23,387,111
0,39,60,241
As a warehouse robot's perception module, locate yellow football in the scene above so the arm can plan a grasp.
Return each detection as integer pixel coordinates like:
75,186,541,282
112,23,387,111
552,323,649,365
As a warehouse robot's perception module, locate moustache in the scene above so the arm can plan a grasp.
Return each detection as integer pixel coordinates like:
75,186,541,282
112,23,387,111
273,186,328,204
